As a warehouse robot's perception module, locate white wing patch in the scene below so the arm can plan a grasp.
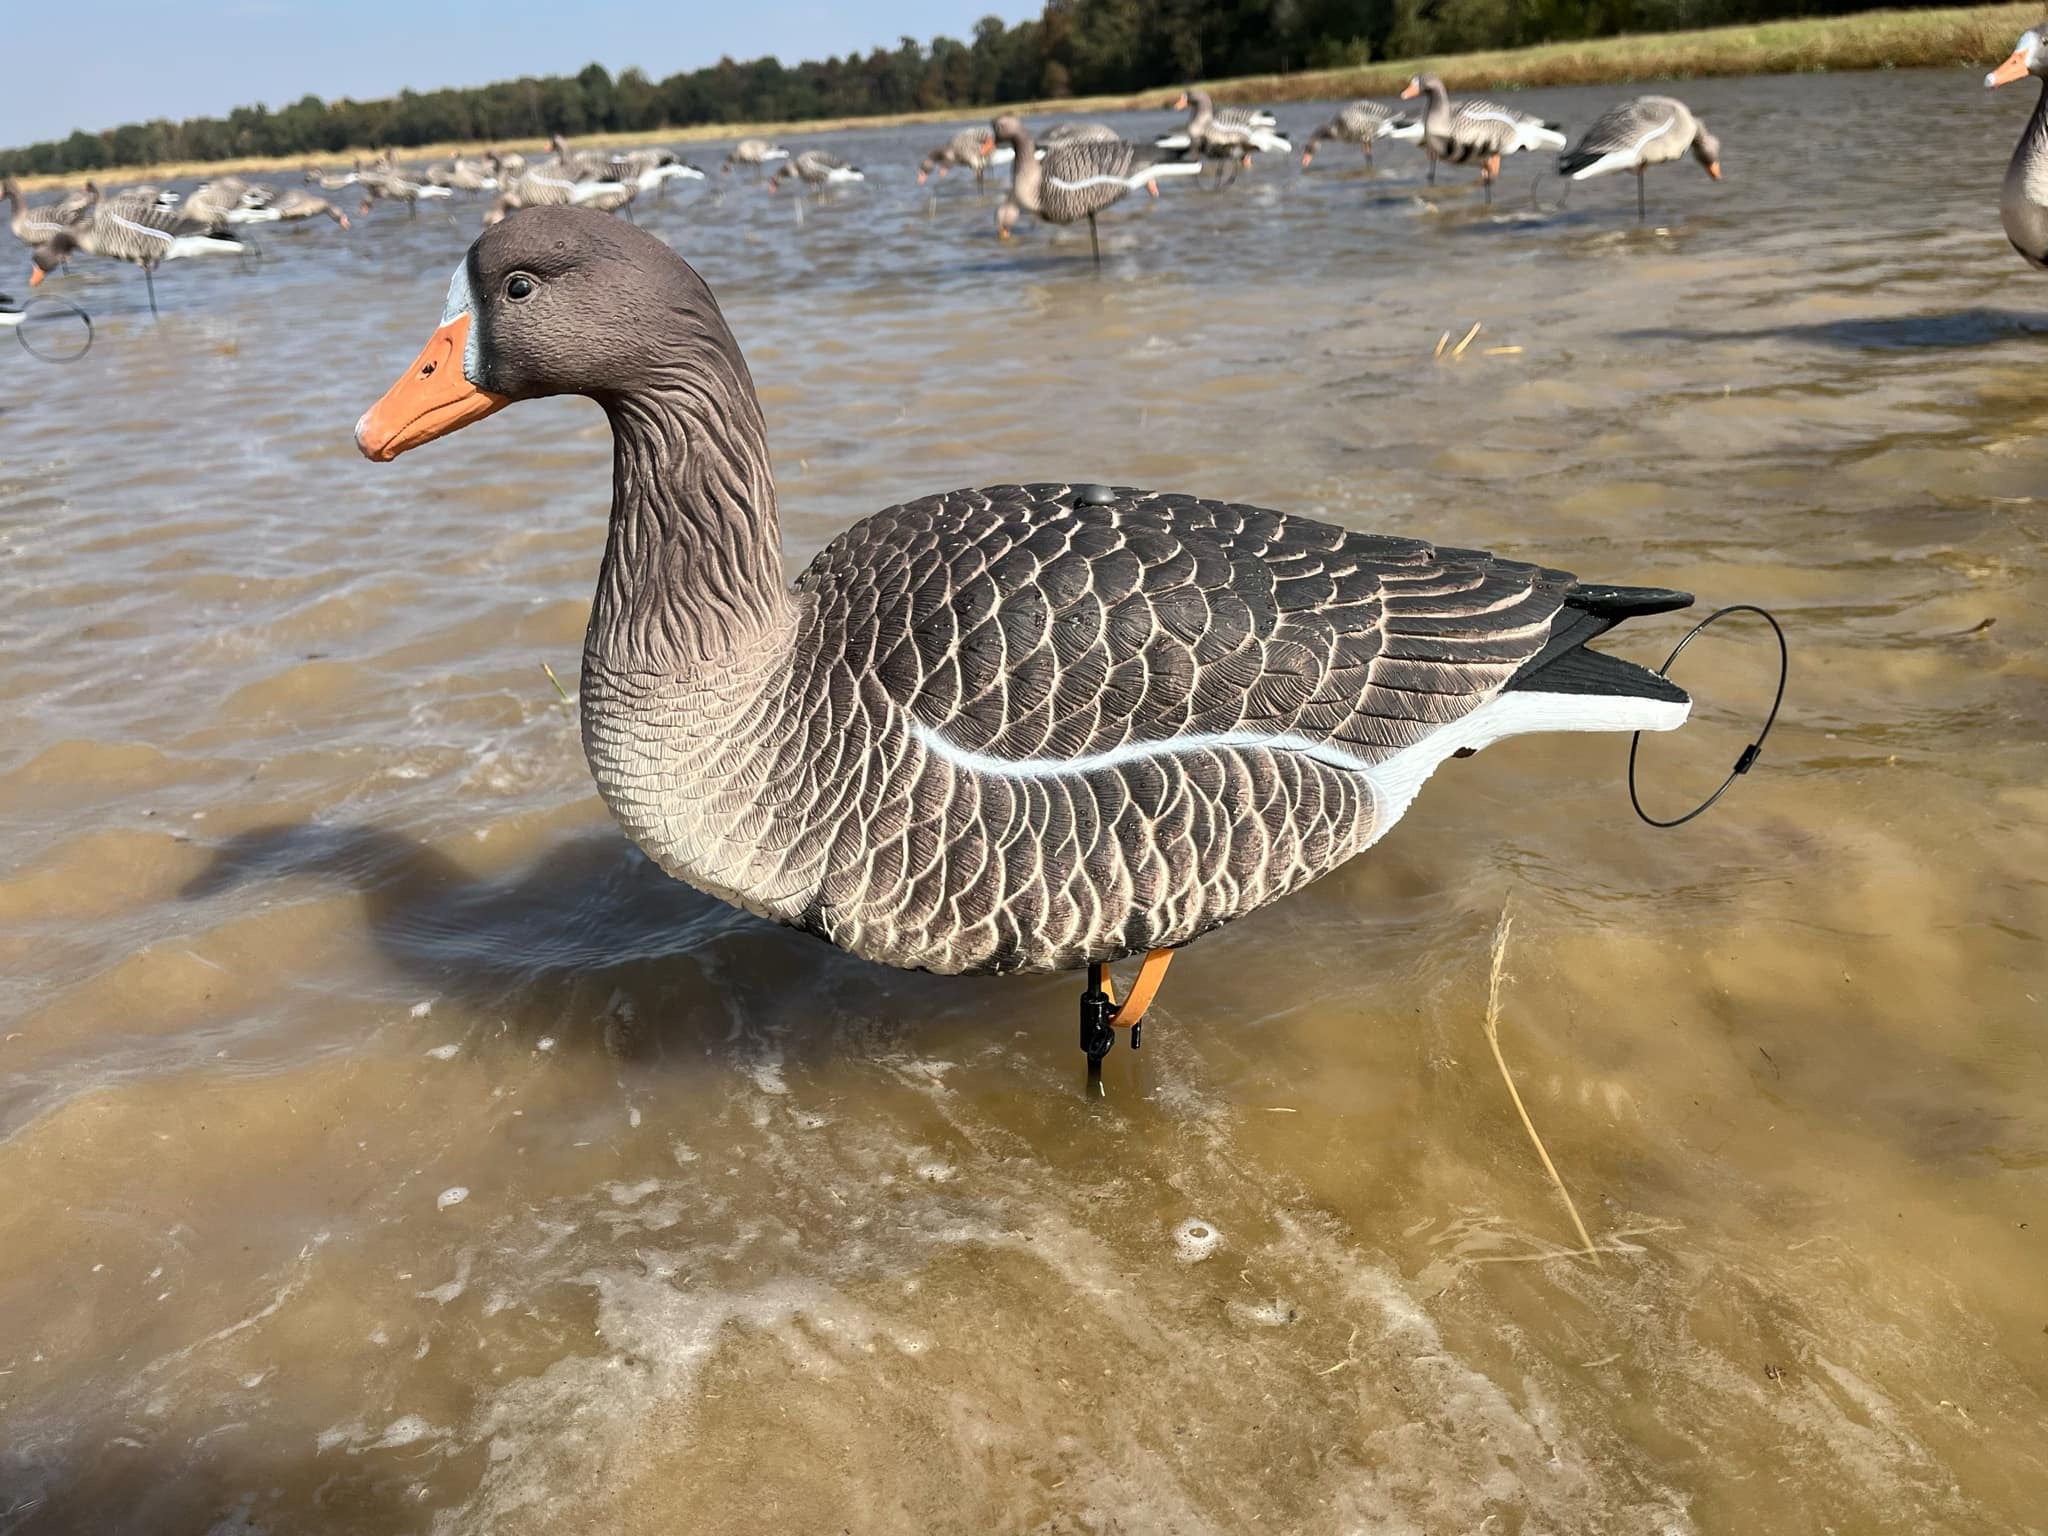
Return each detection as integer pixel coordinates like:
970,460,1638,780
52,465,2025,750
904,690,1687,840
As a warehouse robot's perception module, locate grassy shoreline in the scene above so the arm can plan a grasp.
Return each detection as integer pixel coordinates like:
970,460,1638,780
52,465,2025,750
17,4,2028,192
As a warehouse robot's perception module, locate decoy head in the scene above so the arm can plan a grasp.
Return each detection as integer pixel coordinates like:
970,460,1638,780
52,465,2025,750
1986,30,2048,86
988,113,1026,152
356,207,740,462
995,199,1021,241
1692,124,1723,180
1400,73,1444,101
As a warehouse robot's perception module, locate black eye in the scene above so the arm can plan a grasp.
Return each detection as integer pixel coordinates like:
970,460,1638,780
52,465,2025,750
505,274,535,301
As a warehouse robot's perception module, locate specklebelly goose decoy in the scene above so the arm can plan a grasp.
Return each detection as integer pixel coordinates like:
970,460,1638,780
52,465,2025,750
607,148,709,197
767,151,866,197
1157,89,1291,181
919,125,1015,191
30,188,243,313
231,188,351,229
722,138,791,175
1037,121,1122,154
355,164,455,219
989,113,1202,267
354,209,1696,1072
1300,100,1413,168
1557,96,1721,221
1987,30,2048,267
484,168,636,226
5,177,91,276
1399,75,1566,200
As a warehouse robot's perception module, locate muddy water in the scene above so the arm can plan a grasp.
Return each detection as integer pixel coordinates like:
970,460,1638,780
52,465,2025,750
3,66,2045,1533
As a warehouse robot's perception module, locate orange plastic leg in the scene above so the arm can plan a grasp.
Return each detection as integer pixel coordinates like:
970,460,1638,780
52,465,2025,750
1079,948,1175,1069
1110,949,1173,1033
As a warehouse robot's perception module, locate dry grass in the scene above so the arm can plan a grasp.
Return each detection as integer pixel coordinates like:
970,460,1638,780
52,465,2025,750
1481,903,1602,1264
15,4,2029,190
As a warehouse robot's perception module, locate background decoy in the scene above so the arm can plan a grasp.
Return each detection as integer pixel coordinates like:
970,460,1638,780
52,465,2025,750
1557,96,1721,220
1300,100,1413,168
1400,74,1566,200
988,112,1202,266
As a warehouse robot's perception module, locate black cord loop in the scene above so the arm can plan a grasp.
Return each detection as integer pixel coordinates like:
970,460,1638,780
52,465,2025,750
1629,603,1787,829
14,297,94,364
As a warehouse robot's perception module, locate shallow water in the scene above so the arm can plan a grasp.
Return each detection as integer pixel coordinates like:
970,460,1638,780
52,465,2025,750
3,66,2046,1534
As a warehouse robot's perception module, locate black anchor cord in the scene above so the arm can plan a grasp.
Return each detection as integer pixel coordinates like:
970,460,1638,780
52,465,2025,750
1628,603,1788,829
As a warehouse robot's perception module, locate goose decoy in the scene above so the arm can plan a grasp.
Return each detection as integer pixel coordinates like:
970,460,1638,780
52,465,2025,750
229,188,351,229
1037,120,1122,153
483,169,636,226
353,209,1695,1074
767,151,866,196
1299,100,1414,168
355,163,454,219
919,126,1015,192
721,138,791,175
1557,96,1721,221
29,188,243,313
1156,89,1291,181
605,148,708,197
989,113,1202,267
426,155,499,192
1987,29,2048,266
1399,75,1566,201
5,176,91,275
180,177,272,232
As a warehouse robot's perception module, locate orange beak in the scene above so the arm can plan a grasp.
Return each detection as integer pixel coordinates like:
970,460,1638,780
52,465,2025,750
1400,80,1420,99
338,213,352,229
1707,162,1722,180
980,136,995,155
1988,49,2032,86
29,265,47,287
354,313,508,462
1173,92,1189,109
917,170,928,184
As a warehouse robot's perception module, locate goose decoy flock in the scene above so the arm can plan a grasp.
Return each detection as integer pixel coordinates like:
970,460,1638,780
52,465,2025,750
26,54,2042,1063
354,207,1702,1068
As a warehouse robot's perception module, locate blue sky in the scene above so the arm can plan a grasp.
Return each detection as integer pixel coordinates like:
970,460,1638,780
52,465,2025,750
3,1,1044,148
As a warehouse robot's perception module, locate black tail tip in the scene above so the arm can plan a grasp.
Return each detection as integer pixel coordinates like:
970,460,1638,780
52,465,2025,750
1567,584,1694,619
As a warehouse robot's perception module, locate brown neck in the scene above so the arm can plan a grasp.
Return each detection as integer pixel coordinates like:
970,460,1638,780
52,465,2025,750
587,358,790,679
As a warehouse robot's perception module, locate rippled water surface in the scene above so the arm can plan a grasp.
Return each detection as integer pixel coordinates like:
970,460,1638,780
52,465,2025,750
4,67,2046,1533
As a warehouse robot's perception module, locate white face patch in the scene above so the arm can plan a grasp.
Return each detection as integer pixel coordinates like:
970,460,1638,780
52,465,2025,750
441,260,483,382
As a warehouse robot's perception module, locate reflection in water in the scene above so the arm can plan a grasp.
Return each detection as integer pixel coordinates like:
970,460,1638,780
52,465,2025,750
2,67,2046,1534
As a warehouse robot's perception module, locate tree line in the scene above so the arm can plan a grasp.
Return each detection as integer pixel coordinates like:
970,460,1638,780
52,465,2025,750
2,0,1905,176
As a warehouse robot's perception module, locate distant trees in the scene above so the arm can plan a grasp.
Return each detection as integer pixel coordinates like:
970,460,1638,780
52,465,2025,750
0,0,1921,175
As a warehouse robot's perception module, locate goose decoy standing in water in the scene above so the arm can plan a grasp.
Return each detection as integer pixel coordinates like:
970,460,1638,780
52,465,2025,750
722,138,791,176
5,176,91,276
1987,30,2048,267
1557,96,1720,221
29,188,243,314
354,209,1696,1074
1157,89,1291,182
767,151,866,198
919,125,1015,193
988,113,1202,267
229,188,352,229
1400,74,1565,200
1299,100,1413,168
